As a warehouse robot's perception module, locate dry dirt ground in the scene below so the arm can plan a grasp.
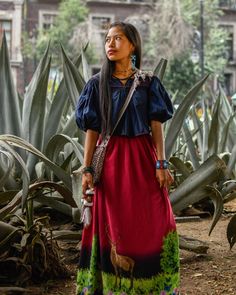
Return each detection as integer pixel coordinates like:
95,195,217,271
27,201,236,295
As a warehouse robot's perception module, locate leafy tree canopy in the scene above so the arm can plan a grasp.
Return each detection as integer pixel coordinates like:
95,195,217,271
23,0,89,64
145,0,228,99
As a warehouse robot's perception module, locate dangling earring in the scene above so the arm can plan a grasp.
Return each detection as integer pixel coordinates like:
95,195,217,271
131,54,136,71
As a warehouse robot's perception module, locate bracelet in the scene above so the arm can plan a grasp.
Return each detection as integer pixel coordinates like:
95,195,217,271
82,166,94,175
156,160,169,169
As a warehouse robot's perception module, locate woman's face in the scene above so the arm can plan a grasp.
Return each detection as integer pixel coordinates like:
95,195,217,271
105,26,134,63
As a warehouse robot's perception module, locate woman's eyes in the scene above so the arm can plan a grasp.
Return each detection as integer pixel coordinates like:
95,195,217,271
105,36,121,43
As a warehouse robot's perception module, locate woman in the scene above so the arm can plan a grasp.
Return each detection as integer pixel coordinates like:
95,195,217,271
76,22,180,295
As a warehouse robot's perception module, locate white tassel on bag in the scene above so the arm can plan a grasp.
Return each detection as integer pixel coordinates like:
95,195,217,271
81,199,93,228
81,188,94,228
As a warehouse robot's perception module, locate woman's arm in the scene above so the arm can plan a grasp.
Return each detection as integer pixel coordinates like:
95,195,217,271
150,120,173,188
82,129,99,197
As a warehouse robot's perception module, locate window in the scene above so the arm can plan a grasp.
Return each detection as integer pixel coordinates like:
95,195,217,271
39,10,58,31
224,73,233,96
219,0,236,9
220,25,234,61
226,32,234,61
0,19,12,52
91,16,112,32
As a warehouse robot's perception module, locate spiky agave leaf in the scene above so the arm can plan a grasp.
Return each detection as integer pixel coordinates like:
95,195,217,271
208,92,221,155
0,180,77,221
170,154,226,211
0,150,14,190
0,141,30,211
81,47,90,83
22,43,50,144
226,144,236,178
219,85,236,149
45,134,84,166
219,114,236,153
227,214,236,250
25,59,52,175
182,121,200,169
0,33,23,137
153,58,168,81
165,74,209,159
44,49,86,145
191,108,203,156
60,44,85,109
206,186,224,236
0,134,71,189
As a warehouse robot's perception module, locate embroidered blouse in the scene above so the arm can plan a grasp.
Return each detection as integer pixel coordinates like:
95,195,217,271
75,73,173,137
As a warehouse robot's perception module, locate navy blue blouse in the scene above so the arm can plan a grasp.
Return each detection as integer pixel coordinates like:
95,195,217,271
75,73,173,137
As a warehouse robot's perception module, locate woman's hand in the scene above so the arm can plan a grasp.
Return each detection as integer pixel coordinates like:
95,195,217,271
82,172,94,200
156,169,174,188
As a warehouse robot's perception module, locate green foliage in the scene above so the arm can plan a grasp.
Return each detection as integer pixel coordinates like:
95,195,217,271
77,269,179,295
164,53,200,102
146,0,229,97
35,0,88,62
160,231,180,274
77,233,179,294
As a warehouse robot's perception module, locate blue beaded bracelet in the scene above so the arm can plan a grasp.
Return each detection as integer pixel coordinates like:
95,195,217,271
156,160,169,169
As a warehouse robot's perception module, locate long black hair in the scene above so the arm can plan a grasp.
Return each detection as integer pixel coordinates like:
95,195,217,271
99,22,142,138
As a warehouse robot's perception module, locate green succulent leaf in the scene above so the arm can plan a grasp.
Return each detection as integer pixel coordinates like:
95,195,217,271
153,58,167,81
182,121,200,169
0,33,23,137
166,74,209,159
45,134,84,165
170,155,226,212
219,114,236,153
0,135,71,189
0,150,14,190
60,45,85,109
206,186,224,236
0,141,30,210
227,214,236,250
22,43,50,144
208,93,221,155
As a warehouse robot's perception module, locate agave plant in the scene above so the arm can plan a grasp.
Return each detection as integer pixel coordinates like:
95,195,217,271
0,34,86,287
162,70,236,248
1,27,236,290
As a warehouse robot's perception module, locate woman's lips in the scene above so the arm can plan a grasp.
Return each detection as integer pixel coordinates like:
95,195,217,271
107,50,117,55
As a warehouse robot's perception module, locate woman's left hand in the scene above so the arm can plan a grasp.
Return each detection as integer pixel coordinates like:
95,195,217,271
156,169,174,188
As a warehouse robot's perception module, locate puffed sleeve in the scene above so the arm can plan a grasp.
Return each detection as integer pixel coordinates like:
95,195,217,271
148,76,173,123
75,76,101,132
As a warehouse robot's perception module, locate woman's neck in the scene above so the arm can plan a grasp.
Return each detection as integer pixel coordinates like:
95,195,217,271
113,61,133,75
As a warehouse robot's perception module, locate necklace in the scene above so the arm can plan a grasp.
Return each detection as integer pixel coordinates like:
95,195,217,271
112,72,135,81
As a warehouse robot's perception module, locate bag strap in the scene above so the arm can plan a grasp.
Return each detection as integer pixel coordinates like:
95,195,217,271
110,72,140,136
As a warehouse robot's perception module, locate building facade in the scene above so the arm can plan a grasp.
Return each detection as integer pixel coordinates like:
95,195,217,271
1,0,236,96
218,0,236,97
0,0,24,91
86,0,152,73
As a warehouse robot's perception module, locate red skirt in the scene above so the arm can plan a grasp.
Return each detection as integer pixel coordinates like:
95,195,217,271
77,135,180,295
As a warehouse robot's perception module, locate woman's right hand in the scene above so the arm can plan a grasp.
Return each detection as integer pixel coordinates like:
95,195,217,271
82,172,94,199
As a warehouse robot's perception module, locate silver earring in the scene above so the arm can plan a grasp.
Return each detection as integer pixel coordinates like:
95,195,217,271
131,54,136,70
